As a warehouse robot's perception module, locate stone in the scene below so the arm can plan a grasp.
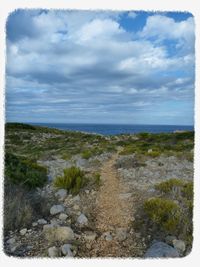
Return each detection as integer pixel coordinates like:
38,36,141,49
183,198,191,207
50,218,60,226
103,232,112,241
20,228,27,236
6,237,16,245
115,228,127,241
172,239,186,253
85,190,90,194
73,204,80,211
84,231,97,241
77,213,88,226
50,204,64,215
165,235,177,246
48,246,60,258
61,244,73,257
37,219,47,225
32,222,38,227
144,242,180,258
43,225,74,243
55,189,67,200
59,213,68,221
73,195,80,202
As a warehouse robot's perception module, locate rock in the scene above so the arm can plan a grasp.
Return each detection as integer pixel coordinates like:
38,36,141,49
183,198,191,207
77,213,88,226
37,219,47,225
73,204,80,211
165,235,177,246
115,228,127,241
59,213,68,221
48,246,60,257
50,204,64,215
55,189,67,200
43,225,74,243
84,231,97,241
50,218,60,226
32,222,38,227
6,237,16,245
103,232,112,241
20,228,27,236
144,242,180,258
73,195,80,202
172,239,186,254
85,190,90,194
61,244,73,257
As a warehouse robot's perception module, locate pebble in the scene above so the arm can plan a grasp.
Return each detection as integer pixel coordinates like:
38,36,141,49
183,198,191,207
59,213,68,221
50,204,64,215
20,228,27,236
61,244,73,256
38,219,47,225
77,213,88,226
172,239,186,253
48,246,60,257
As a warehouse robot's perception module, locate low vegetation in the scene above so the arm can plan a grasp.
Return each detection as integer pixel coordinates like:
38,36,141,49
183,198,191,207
5,153,47,189
53,166,87,194
119,131,194,161
143,178,193,245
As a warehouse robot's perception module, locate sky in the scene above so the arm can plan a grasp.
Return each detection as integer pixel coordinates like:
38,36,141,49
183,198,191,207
5,10,195,125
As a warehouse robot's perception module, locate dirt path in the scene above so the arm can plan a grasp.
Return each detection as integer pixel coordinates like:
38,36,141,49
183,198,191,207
90,152,136,257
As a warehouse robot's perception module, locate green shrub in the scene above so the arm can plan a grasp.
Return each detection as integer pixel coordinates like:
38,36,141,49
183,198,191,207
147,151,161,158
81,150,92,159
5,153,47,189
182,181,193,200
144,197,181,232
54,166,86,194
155,178,184,194
93,172,101,186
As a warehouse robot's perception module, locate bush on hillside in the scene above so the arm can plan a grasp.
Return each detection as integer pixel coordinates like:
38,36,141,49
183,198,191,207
144,197,181,233
5,153,47,189
54,166,86,194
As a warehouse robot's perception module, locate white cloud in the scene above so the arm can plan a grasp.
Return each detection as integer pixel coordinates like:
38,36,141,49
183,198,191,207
127,11,137,19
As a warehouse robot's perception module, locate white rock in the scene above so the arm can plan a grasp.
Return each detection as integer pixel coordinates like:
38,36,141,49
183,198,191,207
38,219,47,225
84,231,97,241
32,222,38,227
61,244,73,256
73,195,80,202
172,239,186,253
77,213,88,226
50,204,64,215
85,190,90,194
115,228,127,241
104,232,112,241
59,213,68,221
20,228,27,236
48,246,60,257
6,237,16,245
55,189,67,200
73,204,80,211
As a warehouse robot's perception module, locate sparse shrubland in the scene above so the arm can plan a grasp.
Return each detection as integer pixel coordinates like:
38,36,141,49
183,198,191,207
142,178,193,245
5,153,47,189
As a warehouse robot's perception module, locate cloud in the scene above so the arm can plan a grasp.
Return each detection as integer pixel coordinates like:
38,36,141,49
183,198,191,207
127,11,138,19
6,10,194,125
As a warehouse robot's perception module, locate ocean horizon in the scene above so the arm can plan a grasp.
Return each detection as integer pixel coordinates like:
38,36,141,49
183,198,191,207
28,122,194,135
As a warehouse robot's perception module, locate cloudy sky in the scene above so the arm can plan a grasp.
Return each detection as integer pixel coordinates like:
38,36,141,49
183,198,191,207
6,10,195,125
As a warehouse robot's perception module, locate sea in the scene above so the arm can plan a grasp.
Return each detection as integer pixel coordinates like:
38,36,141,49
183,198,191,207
29,123,194,136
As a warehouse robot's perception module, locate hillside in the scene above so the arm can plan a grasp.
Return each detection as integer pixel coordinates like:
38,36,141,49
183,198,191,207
4,123,194,258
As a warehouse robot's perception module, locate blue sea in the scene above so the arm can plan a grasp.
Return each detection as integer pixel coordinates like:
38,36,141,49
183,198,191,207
29,123,194,136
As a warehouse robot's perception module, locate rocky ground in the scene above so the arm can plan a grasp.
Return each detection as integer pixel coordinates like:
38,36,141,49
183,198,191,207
4,123,194,258
4,151,193,258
